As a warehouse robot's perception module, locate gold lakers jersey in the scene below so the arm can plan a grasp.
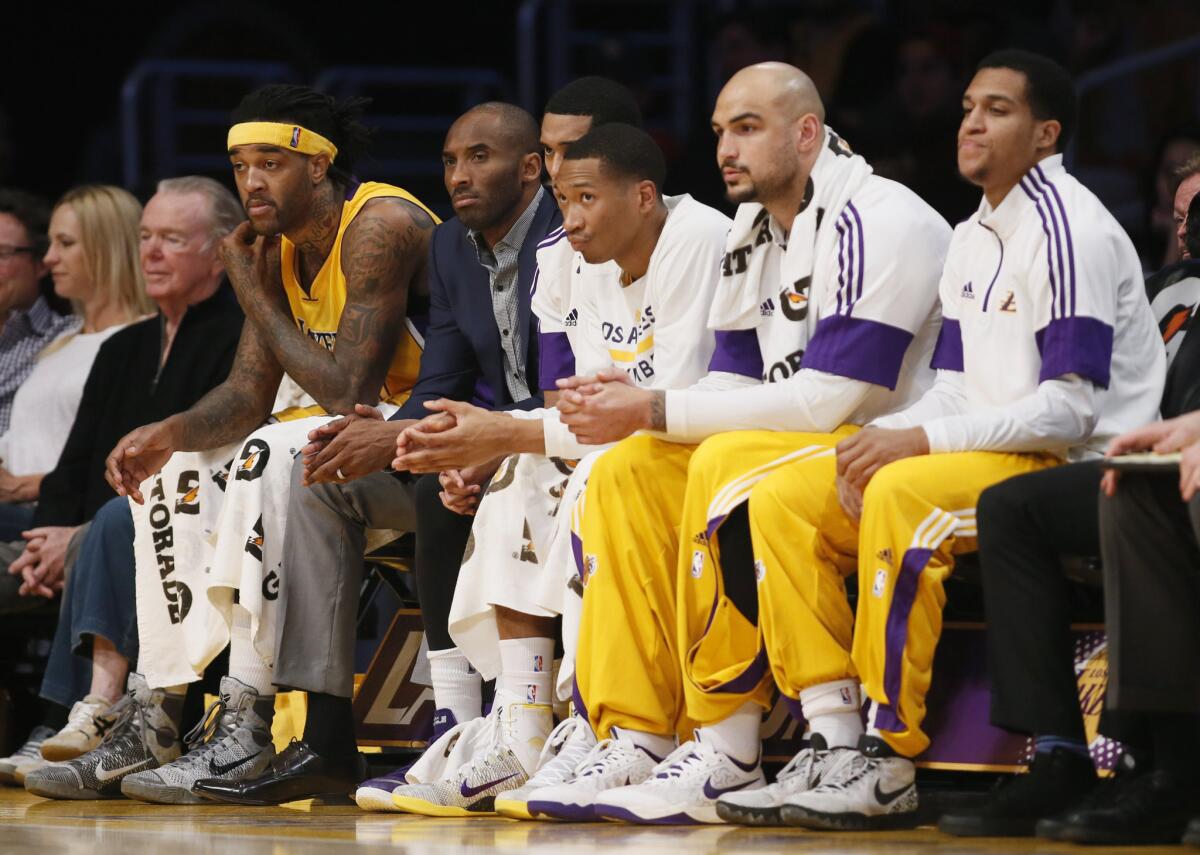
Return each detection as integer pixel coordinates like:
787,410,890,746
280,181,438,406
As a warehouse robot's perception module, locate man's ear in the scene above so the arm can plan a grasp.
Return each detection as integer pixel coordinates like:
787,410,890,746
521,152,543,183
309,152,331,185
637,179,659,212
795,113,823,156
1035,118,1063,153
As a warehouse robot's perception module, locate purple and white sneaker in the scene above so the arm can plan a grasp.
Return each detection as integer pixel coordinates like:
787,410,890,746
355,709,458,811
526,727,664,821
390,702,552,817
593,738,764,825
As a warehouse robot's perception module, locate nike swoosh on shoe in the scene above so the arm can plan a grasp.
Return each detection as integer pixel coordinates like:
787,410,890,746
95,759,153,784
460,772,519,798
702,778,755,799
873,780,912,805
209,751,261,776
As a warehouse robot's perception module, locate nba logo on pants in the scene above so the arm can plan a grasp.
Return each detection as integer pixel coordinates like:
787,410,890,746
532,655,544,672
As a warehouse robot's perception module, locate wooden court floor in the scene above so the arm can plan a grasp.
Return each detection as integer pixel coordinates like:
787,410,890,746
0,787,1186,854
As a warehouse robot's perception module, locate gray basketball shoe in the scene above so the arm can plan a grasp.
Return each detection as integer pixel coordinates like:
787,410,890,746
122,677,276,805
23,674,182,800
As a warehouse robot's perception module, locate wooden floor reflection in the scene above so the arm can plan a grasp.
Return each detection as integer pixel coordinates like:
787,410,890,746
0,787,1185,854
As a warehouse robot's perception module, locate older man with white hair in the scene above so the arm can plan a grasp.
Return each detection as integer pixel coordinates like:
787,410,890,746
0,176,245,785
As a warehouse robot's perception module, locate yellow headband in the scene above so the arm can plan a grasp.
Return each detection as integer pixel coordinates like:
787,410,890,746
227,122,338,162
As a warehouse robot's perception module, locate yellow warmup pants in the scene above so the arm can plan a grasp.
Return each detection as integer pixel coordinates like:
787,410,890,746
574,429,855,739
849,451,1057,756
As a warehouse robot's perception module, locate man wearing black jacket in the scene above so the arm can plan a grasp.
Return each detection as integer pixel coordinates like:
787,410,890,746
0,177,244,782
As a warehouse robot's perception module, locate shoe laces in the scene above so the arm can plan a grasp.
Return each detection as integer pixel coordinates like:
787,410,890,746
810,749,873,792
14,735,49,761
98,691,149,749
653,741,714,780
462,710,508,776
530,717,590,782
772,745,820,792
64,699,106,735
174,699,244,767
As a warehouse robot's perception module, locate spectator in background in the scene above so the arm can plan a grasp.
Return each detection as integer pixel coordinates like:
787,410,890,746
0,186,151,542
0,176,245,785
0,190,76,447
858,28,979,224
1148,128,1200,267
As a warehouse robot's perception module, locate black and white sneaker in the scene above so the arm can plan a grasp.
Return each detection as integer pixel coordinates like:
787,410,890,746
122,677,275,805
716,734,838,826
778,735,918,831
23,674,181,800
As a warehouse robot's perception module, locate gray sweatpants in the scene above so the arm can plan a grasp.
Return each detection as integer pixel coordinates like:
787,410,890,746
273,458,417,697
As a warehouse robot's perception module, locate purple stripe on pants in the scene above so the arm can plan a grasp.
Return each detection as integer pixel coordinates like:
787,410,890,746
878,546,933,736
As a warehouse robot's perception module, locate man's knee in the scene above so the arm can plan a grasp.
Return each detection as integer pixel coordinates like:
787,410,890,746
976,476,1026,537
590,434,664,490
92,495,134,540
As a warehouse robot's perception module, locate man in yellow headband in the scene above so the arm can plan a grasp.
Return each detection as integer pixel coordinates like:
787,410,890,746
86,84,438,805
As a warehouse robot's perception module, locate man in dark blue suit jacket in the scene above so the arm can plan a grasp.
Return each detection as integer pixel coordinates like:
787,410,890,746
232,103,562,802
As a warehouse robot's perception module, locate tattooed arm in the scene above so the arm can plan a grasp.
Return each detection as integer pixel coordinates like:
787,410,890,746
241,197,433,414
104,322,284,502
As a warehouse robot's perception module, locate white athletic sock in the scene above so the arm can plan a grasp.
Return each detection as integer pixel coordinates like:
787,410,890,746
696,701,761,766
801,679,863,748
496,637,554,707
427,647,482,724
613,727,675,763
228,607,275,696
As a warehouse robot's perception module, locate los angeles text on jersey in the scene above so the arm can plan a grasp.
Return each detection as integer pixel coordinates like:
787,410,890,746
604,305,657,382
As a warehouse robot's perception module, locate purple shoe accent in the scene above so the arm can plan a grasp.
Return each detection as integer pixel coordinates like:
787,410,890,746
460,771,519,798
726,751,761,773
528,799,599,821
430,708,458,742
702,777,755,799
594,804,703,825
358,766,411,791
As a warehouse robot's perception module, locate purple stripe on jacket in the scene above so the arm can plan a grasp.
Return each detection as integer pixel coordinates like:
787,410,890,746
1035,316,1114,389
538,331,576,391
848,201,866,308
801,314,914,390
1019,179,1062,321
708,329,763,379
1035,165,1077,317
930,319,964,371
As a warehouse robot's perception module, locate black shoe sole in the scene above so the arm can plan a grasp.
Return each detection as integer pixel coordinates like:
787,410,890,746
196,789,354,806
715,801,784,827
780,804,918,831
1055,825,1190,846
938,814,1036,837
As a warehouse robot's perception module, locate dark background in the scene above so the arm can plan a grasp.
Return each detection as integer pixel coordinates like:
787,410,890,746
3,0,1199,269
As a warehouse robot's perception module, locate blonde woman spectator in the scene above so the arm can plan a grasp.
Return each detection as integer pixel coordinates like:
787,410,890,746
0,186,149,538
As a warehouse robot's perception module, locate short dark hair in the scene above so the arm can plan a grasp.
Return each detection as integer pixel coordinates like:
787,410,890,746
0,188,51,256
563,123,666,191
544,77,643,129
1187,192,1200,259
230,84,372,176
463,102,541,155
976,49,1077,152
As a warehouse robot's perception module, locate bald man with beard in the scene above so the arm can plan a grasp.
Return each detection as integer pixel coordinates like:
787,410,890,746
516,62,951,825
